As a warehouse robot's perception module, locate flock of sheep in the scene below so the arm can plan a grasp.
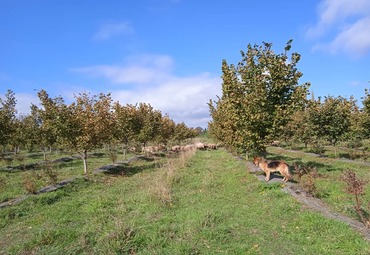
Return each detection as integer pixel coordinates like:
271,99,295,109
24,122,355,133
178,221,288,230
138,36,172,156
170,142,218,152
140,142,219,154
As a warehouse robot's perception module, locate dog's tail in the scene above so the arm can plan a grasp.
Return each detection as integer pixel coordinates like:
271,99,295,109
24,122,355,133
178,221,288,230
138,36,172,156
284,162,292,181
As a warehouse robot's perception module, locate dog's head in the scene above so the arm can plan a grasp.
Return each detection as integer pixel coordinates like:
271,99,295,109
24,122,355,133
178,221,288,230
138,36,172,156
253,156,263,166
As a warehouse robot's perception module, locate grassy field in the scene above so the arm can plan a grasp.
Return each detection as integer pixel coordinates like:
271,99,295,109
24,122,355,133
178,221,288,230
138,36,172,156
0,150,133,203
1,147,370,254
267,146,370,222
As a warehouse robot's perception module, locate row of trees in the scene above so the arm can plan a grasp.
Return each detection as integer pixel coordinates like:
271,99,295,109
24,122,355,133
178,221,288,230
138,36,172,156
208,40,370,155
0,90,199,174
280,93,370,149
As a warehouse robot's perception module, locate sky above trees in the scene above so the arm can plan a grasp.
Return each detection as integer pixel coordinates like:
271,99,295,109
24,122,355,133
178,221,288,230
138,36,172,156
1,0,370,128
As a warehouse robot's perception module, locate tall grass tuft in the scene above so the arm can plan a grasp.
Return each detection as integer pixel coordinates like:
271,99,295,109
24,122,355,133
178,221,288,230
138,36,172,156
22,171,38,194
42,161,58,185
151,147,197,206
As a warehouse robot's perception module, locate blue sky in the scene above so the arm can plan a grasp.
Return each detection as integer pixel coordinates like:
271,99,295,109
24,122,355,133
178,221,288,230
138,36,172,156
1,0,370,128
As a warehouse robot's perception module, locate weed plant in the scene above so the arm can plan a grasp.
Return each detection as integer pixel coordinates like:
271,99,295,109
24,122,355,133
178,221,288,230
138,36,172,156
342,169,370,228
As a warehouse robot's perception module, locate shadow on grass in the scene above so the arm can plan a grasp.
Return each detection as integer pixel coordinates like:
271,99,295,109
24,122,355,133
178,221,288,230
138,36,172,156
268,152,340,173
27,152,44,159
0,163,39,172
100,155,160,177
1,157,82,173
90,152,106,158
103,162,157,177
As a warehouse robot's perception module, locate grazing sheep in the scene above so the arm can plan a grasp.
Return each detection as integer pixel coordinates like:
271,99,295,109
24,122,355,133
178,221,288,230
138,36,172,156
129,147,137,153
184,144,196,151
271,140,280,147
142,146,156,154
195,142,205,150
206,143,217,150
155,144,167,152
171,145,181,152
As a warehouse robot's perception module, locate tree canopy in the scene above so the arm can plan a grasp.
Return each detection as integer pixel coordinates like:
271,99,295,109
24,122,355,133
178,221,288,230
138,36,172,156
209,40,310,154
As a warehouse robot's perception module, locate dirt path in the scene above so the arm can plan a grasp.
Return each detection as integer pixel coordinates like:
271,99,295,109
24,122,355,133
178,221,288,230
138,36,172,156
245,161,370,241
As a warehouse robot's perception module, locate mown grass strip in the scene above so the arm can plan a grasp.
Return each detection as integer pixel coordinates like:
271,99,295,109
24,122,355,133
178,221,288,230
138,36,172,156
0,148,369,254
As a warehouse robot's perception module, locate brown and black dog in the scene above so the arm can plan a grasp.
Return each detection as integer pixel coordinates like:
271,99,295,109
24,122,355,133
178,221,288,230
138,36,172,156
253,156,291,182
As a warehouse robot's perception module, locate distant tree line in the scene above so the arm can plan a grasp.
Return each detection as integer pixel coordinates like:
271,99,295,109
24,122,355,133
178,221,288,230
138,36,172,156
0,89,199,174
208,40,370,156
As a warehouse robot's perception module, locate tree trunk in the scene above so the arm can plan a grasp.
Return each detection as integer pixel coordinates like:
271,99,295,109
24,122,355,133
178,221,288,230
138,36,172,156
42,147,47,161
81,150,88,175
122,143,127,160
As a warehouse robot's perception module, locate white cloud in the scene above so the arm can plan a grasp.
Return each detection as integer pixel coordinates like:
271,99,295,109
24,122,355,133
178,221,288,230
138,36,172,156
313,17,370,57
72,54,174,84
73,54,221,128
13,93,40,115
307,0,370,57
93,21,134,41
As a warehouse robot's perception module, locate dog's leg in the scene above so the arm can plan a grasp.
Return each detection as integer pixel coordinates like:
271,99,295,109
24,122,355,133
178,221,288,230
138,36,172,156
265,171,270,182
283,174,289,182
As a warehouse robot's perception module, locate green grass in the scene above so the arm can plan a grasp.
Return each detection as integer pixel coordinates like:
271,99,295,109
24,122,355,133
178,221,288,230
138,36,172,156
0,150,133,203
0,148,369,254
283,139,370,161
267,146,370,221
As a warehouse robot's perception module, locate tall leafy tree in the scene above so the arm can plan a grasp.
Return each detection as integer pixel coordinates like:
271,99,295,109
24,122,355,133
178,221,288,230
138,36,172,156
309,96,354,148
172,122,192,145
113,103,141,160
33,90,64,160
156,115,176,146
209,40,309,154
136,103,162,148
59,92,113,174
10,108,43,154
0,90,17,151
17,112,40,152
361,89,370,139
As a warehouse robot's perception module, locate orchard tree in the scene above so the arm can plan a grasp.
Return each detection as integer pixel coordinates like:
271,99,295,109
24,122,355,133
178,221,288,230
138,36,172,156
309,96,355,156
209,40,309,154
361,89,370,139
33,90,64,160
208,98,235,150
10,109,40,154
208,61,243,152
113,103,141,160
58,92,113,174
156,115,176,146
17,112,40,152
171,122,193,145
281,99,318,148
346,97,362,142
0,90,17,151
136,103,162,148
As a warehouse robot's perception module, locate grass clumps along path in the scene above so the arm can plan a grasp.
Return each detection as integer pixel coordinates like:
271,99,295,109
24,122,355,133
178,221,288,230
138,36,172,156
0,148,369,254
